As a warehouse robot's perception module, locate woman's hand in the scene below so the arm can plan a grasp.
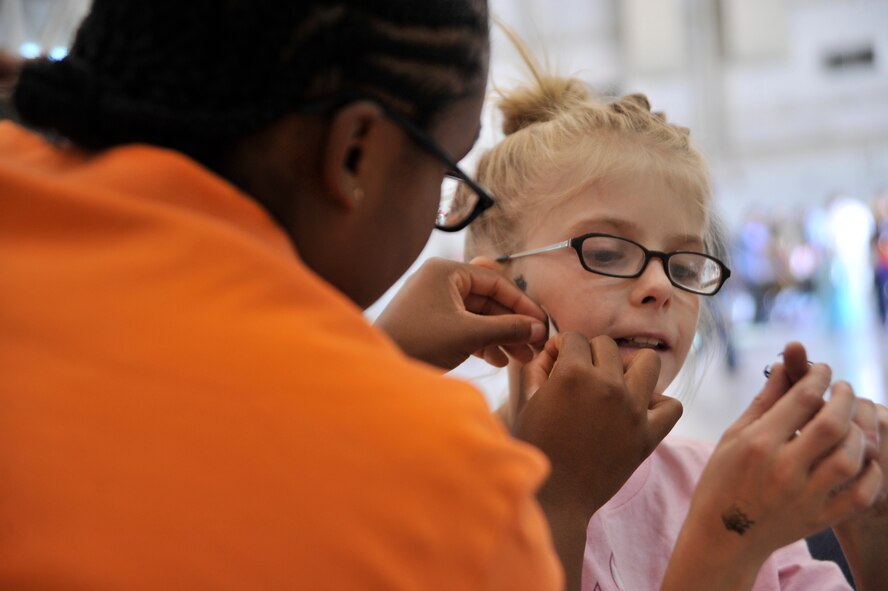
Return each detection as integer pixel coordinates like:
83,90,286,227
663,342,882,591
374,257,548,371
512,333,683,591
515,333,682,515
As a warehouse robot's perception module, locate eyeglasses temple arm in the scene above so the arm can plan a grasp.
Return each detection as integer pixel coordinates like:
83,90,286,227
495,240,571,263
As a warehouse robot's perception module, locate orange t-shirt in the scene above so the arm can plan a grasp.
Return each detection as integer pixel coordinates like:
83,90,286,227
0,122,562,590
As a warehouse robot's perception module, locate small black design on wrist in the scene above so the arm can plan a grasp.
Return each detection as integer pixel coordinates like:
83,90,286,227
722,503,755,535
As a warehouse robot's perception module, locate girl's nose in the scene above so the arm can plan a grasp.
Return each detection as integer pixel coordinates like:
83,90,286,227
630,258,674,307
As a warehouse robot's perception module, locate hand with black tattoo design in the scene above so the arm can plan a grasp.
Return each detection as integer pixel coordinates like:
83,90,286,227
661,342,882,591
721,503,755,535
761,350,888,591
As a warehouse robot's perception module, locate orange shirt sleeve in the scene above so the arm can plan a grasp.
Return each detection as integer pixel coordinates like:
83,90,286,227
483,490,565,590
0,122,564,590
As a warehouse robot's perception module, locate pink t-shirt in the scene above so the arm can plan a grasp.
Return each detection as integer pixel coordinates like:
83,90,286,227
582,436,850,591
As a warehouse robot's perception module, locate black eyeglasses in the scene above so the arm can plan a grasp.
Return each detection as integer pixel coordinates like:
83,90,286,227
376,104,495,232
298,94,495,232
496,232,732,296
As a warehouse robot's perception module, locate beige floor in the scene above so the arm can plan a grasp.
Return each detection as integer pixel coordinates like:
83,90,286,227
672,320,888,442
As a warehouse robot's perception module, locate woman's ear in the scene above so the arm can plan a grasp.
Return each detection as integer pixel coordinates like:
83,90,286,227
321,101,386,210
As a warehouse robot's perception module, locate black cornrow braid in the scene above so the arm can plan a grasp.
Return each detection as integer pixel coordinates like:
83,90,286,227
12,0,489,168
295,10,486,120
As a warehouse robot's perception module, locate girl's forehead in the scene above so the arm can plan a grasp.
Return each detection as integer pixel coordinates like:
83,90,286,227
518,170,708,245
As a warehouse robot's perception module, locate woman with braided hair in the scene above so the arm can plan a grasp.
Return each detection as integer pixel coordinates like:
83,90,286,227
0,1,599,588
8,2,879,588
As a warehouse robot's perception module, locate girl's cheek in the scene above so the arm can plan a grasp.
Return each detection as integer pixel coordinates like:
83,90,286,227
512,273,529,293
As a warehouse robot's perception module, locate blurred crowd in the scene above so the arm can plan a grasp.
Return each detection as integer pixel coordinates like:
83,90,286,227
727,190,888,332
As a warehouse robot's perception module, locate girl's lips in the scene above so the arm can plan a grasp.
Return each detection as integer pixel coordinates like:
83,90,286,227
614,335,670,351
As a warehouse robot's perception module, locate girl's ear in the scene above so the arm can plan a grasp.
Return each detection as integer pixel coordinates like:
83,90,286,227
321,101,386,210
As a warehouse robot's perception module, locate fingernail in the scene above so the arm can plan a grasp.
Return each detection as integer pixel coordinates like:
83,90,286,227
764,352,785,378
530,322,547,342
764,358,816,379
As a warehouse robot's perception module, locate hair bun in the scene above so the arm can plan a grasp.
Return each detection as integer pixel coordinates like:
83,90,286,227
499,75,590,135
608,92,654,116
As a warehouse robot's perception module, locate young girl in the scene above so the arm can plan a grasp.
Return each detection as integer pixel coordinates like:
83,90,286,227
459,64,888,590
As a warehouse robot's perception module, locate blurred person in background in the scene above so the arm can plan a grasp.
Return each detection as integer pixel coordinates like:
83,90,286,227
824,194,876,330
804,201,840,329
871,190,888,326
733,208,781,323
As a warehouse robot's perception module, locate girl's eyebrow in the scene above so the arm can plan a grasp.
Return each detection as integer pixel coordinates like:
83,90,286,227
567,216,704,247
566,216,640,237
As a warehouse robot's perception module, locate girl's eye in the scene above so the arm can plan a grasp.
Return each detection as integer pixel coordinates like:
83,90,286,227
587,249,624,267
671,264,699,281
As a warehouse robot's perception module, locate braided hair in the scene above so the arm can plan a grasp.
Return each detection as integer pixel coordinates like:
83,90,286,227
464,83,709,261
12,0,489,167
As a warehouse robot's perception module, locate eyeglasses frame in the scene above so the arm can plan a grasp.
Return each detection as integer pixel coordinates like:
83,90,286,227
496,232,732,296
297,93,495,232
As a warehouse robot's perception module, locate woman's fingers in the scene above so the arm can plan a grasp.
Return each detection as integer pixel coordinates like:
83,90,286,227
519,337,562,401
499,343,538,364
462,312,547,358
587,335,623,374
623,348,661,407
459,260,547,323
375,257,547,370
463,293,515,317
548,333,595,382
477,345,509,368
647,392,684,447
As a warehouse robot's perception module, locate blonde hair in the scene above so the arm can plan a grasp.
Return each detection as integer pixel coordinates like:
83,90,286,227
463,35,729,400
465,83,712,259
